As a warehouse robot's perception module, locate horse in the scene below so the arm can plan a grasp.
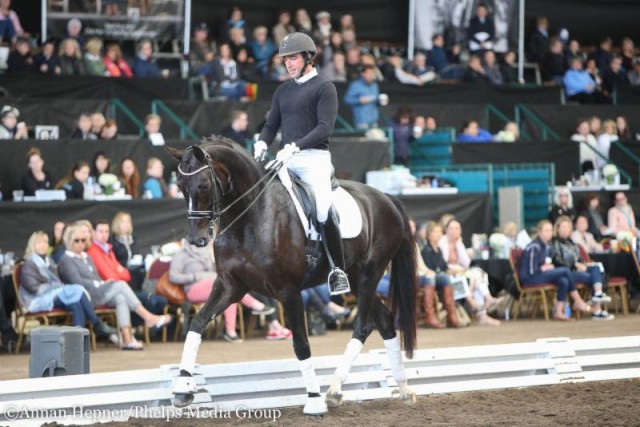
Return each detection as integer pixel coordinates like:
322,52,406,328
166,137,417,415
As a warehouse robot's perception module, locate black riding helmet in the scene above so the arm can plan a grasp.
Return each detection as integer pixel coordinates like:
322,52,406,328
279,32,317,77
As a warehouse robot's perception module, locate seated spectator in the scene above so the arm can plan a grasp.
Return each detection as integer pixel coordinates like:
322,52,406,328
463,55,486,83
301,284,350,329
528,16,549,63
144,113,164,145
189,23,216,76
456,119,492,142
118,157,140,198
467,3,494,53
22,147,53,196
169,240,274,342
344,46,361,81
494,121,519,142
588,36,612,74
589,115,602,136
360,53,384,81
295,8,313,37
548,186,577,224
620,37,635,71
411,115,426,140
7,37,35,74
563,57,607,104
607,191,636,235
565,39,585,66
267,53,289,82
428,34,463,80
582,193,608,241
0,4,16,43
320,50,347,82
91,112,106,137
344,65,383,129
84,38,109,76
108,212,145,290
408,51,437,83
482,50,502,84
219,6,246,44
103,42,133,77
50,220,66,263
100,119,119,140
250,26,275,78
90,151,111,183
500,50,519,84
70,113,97,140
626,58,640,85
519,220,592,321
571,119,599,173
220,110,249,147
390,106,413,166
35,39,61,75
57,161,90,199
542,38,566,84
143,157,167,199
235,46,259,82
0,0,24,37
341,28,357,52
58,224,171,350
572,215,604,253
20,231,117,340
602,56,627,97
596,119,618,169
64,17,84,47
585,58,604,91
133,39,167,78
272,9,296,47
59,38,86,76
551,216,612,320
313,10,332,47
384,54,429,86
0,105,28,139
211,43,247,100
439,219,500,326
616,115,631,141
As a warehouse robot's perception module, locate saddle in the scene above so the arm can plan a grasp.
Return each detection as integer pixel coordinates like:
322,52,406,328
289,170,340,234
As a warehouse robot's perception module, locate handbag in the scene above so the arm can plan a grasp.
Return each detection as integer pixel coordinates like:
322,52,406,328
155,271,186,305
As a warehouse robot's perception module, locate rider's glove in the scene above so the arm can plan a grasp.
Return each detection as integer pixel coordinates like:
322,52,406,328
275,142,300,165
253,140,268,160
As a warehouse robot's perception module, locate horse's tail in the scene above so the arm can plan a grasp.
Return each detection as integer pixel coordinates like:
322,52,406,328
387,196,417,359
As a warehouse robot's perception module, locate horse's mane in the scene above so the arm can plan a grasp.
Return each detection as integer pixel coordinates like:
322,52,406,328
196,135,265,188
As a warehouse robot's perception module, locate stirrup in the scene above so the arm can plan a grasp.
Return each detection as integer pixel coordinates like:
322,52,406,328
328,268,351,295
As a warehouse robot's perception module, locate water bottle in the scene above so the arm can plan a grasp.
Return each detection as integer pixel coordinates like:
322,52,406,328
432,177,439,188
565,304,571,318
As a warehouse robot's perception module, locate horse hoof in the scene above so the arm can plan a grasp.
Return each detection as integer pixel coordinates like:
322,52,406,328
303,395,328,416
325,392,344,408
402,392,417,405
172,393,194,408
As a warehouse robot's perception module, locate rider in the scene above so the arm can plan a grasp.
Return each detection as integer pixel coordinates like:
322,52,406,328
253,32,350,295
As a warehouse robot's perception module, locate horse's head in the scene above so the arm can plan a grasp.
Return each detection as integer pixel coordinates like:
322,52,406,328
166,144,231,247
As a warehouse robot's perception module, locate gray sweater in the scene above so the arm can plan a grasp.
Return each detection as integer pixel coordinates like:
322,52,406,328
168,244,216,293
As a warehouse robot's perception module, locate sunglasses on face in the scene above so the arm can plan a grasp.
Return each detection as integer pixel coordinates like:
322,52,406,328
73,238,86,243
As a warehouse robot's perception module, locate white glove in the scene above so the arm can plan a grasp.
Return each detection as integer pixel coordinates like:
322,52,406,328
275,142,300,164
253,140,268,160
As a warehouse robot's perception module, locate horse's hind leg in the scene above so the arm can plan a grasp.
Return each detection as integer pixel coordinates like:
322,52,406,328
371,298,416,404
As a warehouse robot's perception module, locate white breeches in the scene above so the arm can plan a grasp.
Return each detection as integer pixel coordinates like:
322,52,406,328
287,149,333,223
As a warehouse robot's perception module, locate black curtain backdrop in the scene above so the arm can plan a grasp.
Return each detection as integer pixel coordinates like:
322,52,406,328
610,142,640,187
451,142,579,185
0,193,491,255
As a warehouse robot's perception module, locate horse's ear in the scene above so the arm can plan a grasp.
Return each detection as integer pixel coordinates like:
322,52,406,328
165,146,184,161
192,146,206,163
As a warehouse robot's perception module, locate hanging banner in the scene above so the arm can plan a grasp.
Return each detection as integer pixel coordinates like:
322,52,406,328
414,0,519,52
43,0,185,42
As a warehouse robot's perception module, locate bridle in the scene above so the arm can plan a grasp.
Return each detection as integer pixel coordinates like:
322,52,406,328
177,145,282,241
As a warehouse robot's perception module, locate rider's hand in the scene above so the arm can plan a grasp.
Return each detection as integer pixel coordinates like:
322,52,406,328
275,142,299,164
253,140,268,160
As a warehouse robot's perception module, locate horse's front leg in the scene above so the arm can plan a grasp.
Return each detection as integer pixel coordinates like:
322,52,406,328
282,290,328,416
173,275,245,407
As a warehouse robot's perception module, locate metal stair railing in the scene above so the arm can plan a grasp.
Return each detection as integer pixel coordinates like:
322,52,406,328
151,100,200,140
610,140,640,185
514,104,562,142
576,140,632,186
109,98,145,138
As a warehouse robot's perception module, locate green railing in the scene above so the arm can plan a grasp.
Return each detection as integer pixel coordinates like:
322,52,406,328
334,114,355,131
514,104,561,142
610,140,640,184
485,103,511,130
151,100,200,140
109,99,145,138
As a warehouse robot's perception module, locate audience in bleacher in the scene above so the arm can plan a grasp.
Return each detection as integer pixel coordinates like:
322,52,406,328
118,157,140,198
581,193,608,242
70,113,97,140
548,186,577,224
21,147,53,196
271,9,295,47
7,37,34,74
344,64,383,129
456,119,492,143
220,110,249,146
607,191,636,235
84,38,109,77
58,161,90,199
571,119,599,173
59,38,86,76
142,157,167,199
133,39,166,78
595,119,618,169
0,105,27,139
35,39,61,75
467,3,494,54
571,215,604,253
103,42,133,77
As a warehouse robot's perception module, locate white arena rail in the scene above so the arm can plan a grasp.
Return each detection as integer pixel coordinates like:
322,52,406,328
0,336,638,425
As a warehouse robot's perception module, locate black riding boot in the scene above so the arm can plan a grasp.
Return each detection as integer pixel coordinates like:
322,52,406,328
320,216,351,295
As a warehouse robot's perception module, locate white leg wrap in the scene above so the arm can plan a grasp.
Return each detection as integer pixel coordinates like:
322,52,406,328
334,338,364,383
384,337,407,384
299,357,320,395
179,331,202,374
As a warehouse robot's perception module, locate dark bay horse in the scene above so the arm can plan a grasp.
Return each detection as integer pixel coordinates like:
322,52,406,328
167,137,417,415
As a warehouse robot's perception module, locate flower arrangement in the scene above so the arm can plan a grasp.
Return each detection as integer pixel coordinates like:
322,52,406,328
602,164,618,185
98,173,120,195
616,230,634,253
489,233,508,258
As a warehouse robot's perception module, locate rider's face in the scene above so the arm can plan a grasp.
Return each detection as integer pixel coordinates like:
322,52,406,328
283,53,305,78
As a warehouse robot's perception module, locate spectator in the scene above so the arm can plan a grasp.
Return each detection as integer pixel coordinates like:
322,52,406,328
344,46,361,81
588,36,612,74
57,161,90,199
133,39,166,78
272,9,295,47
50,220,66,263
103,43,132,77
428,34,456,78
100,119,119,140
0,105,28,139
22,147,53,196
59,38,86,76
482,50,502,84
548,186,576,224
235,46,259,82
341,28,357,52
563,57,605,104
585,58,604,92
109,212,140,270
84,38,109,76
320,50,347,82
385,54,427,86
7,37,35,74
620,37,635,71
626,58,640,86
411,115,426,140
267,53,289,82
582,193,608,241
313,10,332,47
542,38,566,84
494,121,519,142
250,26,275,78
58,224,171,350
228,27,249,59
463,55,486,83
519,219,592,321
90,151,111,183
408,51,437,83
143,157,167,199
602,56,627,97
389,106,413,166
571,119,599,173
344,64,383,129
35,39,61,75
0,1,16,43
189,22,216,76
360,53,384,82
70,113,97,140
220,110,249,146
467,3,494,53
572,215,604,253
608,191,636,235
144,113,164,146
65,18,84,47
219,6,246,44
91,112,106,136
565,39,586,67
301,284,350,330
596,119,618,169
616,115,631,141
0,0,23,36
294,8,313,36
456,119,492,142
499,50,519,84
339,13,356,37
211,43,247,100
20,231,117,340
323,31,345,65
118,157,140,198
550,216,613,320
528,16,549,63
589,115,602,136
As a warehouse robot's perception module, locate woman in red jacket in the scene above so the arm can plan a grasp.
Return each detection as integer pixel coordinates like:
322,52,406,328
103,43,133,78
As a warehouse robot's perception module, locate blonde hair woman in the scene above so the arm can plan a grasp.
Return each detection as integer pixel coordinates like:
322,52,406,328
596,119,618,170
59,38,86,76
84,38,109,76
20,231,117,339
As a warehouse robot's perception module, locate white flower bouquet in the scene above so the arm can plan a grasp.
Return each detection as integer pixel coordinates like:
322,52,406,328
98,173,120,195
489,233,508,258
602,164,618,185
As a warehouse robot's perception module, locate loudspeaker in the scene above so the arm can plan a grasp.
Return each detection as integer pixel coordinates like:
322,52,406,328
29,326,90,378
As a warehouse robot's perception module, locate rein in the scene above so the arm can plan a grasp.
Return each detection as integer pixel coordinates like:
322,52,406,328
178,145,283,241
